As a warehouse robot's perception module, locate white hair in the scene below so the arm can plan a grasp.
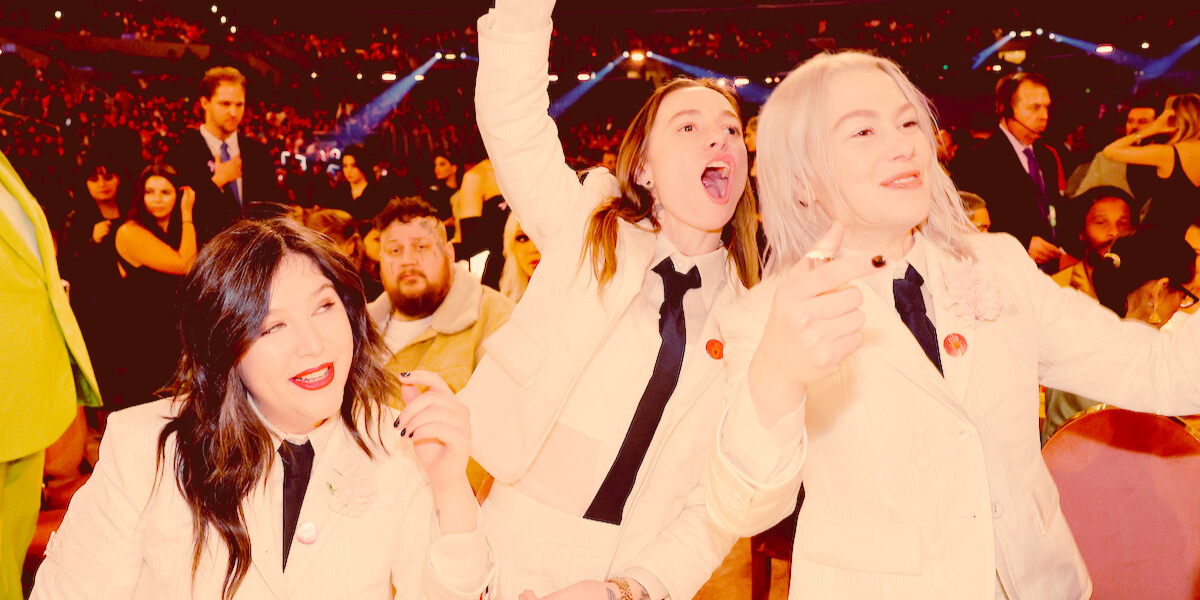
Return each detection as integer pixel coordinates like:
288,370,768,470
755,50,976,275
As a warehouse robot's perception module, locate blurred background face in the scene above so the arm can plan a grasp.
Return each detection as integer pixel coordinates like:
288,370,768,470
201,82,245,139
86,168,119,202
511,226,541,278
969,207,991,232
379,218,453,318
433,155,457,182
342,155,366,185
600,151,618,172
1125,107,1157,136
1082,197,1132,255
142,175,176,220
1008,81,1050,139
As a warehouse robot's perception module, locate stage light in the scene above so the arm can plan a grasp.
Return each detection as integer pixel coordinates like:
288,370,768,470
311,71,318,79
414,74,425,81
445,53,457,60
577,72,592,81
211,5,219,13
1020,30,1032,38
622,51,630,58
1096,44,1114,54
548,74,559,82
630,51,645,62
54,10,62,19
435,52,443,59
229,25,237,34
646,51,654,58
1048,33,1056,40
733,77,750,86
943,64,949,70
1141,41,1150,49
220,16,227,24
382,72,397,82
1036,28,1044,35
356,73,363,80
991,64,1002,72
764,77,773,84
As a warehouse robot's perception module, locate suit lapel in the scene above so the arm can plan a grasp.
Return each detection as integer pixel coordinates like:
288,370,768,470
854,278,964,418
282,425,350,594
0,154,49,280
923,243,977,405
660,284,733,428
245,474,288,599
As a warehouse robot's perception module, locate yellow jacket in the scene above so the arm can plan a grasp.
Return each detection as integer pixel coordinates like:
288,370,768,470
0,151,100,462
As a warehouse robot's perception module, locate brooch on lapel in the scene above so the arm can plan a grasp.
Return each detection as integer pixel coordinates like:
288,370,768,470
706,339,724,360
207,160,216,173
942,258,1004,325
328,451,377,517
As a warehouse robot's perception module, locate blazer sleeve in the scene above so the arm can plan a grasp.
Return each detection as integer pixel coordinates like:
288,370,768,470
474,6,586,250
705,277,807,537
995,234,1200,414
31,407,159,599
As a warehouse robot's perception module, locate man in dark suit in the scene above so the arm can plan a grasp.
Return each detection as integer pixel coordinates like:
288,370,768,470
953,72,1064,273
166,66,280,244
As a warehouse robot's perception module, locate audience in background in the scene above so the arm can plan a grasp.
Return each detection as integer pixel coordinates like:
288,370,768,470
1052,186,1135,298
498,213,540,304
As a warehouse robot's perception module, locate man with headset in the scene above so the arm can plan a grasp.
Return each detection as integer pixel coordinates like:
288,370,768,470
954,72,1065,273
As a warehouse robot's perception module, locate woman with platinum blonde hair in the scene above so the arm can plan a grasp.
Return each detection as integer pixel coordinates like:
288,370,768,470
707,50,1200,600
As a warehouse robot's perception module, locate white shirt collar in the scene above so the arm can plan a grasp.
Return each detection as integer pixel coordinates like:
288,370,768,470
998,121,1033,155
650,235,728,310
198,125,239,160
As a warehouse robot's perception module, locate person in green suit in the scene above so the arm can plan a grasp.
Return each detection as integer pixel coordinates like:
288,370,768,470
0,150,101,597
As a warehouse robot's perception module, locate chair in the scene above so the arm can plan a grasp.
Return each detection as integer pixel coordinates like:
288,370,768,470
1042,405,1200,600
749,485,804,600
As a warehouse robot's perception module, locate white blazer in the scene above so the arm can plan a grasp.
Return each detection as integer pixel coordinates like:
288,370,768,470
462,12,739,600
31,400,495,600
708,232,1200,600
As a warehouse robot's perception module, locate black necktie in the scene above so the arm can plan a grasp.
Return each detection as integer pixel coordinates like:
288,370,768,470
584,257,701,525
893,265,943,376
279,440,315,571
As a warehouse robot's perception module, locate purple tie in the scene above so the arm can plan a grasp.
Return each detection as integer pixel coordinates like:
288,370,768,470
1022,147,1052,235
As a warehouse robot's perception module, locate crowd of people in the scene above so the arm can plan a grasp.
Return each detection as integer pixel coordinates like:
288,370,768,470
2,1,1200,599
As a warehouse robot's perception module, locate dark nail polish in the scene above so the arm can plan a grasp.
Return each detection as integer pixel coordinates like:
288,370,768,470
399,428,406,437
408,430,415,438
393,415,402,428
871,255,887,268
399,371,410,377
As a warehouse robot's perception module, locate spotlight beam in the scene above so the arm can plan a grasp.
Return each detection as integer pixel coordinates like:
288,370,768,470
1143,34,1200,80
1049,33,1148,70
971,31,1016,71
338,53,440,145
548,53,625,119
647,53,771,104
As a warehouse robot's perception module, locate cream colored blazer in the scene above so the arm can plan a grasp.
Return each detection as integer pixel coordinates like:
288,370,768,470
32,400,495,600
709,232,1200,600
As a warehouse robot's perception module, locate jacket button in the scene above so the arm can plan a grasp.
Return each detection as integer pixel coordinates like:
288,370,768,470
957,428,971,440
992,502,1004,518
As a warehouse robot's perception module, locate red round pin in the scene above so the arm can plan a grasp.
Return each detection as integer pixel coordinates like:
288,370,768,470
943,333,967,357
706,339,724,360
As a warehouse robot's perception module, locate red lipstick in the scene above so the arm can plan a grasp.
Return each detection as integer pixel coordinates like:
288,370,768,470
290,363,335,390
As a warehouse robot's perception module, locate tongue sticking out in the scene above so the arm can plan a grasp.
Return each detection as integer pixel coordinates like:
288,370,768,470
701,166,730,201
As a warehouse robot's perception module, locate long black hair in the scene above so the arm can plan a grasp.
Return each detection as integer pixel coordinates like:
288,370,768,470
157,217,398,599
128,162,184,248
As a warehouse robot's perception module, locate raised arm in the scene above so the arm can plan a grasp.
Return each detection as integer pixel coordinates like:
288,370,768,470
1102,112,1177,167
114,187,197,275
475,0,584,247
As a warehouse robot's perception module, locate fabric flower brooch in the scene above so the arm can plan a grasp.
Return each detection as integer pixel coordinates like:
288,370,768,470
942,258,1004,323
328,451,377,517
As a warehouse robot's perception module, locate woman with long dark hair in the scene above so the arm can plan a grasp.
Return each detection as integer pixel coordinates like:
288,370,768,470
113,163,196,406
32,218,494,599
59,153,128,401
461,0,759,598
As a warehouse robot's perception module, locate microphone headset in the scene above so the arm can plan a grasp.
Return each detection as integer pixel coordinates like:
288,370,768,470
995,72,1049,135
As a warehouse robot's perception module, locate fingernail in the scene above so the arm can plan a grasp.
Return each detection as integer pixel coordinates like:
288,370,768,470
871,255,887,268
393,415,402,428
399,428,406,436
408,430,415,438
399,372,410,377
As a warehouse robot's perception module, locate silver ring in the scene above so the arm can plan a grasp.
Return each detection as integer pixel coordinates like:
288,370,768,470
805,249,835,269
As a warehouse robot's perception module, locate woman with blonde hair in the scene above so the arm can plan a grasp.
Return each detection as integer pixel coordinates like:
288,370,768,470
461,0,759,597
1103,92,1200,234
708,50,1200,600
497,213,540,303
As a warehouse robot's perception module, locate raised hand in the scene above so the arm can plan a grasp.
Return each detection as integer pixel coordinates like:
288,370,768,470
747,221,886,424
179,186,196,222
393,371,472,496
91,220,112,243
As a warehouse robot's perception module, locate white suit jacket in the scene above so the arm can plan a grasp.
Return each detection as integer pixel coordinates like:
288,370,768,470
708,232,1200,600
32,399,495,600
463,11,739,600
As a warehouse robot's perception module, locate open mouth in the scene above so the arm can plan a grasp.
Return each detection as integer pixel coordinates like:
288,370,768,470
290,363,335,390
701,159,732,203
882,171,922,189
